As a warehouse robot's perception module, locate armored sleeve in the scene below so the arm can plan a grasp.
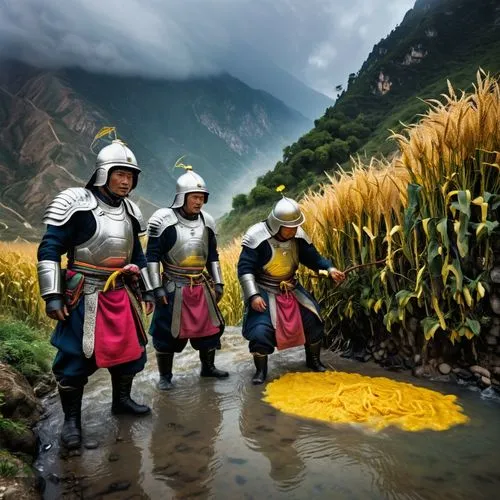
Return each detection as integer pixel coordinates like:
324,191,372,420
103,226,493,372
146,226,177,290
237,242,272,302
37,215,77,298
145,235,162,289
207,228,223,285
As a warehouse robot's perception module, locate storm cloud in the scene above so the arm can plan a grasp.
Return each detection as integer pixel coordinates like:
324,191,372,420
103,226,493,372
0,0,414,97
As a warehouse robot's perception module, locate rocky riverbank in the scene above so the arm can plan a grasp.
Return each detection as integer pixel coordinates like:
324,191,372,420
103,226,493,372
339,315,500,395
0,362,55,500
2,313,500,499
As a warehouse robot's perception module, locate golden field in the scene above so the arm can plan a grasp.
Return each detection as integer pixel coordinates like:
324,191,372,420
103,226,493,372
1,71,498,355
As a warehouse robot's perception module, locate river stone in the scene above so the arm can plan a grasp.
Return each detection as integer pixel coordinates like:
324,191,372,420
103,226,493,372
414,354,421,364
486,335,498,346
470,365,491,378
84,440,99,450
490,294,500,315
490,267,500,283
438,363,451,375
452,368,473,381
33,374,56,398
480,376,491,387
413,365,433,378
490,322,500,337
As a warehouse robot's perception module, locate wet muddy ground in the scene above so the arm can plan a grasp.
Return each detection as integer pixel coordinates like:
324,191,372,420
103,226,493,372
35,327,500,499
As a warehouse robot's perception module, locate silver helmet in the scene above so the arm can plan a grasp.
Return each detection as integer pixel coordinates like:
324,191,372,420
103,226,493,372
86,140,141,189
171,168,209,208
266,196,305,234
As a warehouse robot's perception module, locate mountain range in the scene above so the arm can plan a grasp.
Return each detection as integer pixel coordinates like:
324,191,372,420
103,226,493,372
0,61,311,240
219,0,500,242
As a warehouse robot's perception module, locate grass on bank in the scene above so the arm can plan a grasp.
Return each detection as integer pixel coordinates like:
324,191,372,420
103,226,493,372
0,316,54,384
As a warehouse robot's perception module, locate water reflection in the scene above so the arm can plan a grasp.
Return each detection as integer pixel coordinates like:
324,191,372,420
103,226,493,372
239,385,306,489
34,333,500,500
149,382,222,499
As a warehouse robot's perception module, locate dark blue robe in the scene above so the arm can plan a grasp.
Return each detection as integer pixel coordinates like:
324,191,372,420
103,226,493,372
237,237,332,354
146,216,223,352
37,190,148,386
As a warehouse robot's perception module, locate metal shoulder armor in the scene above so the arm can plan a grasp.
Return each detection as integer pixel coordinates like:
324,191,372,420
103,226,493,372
123,198,146,233
201,210,216,234
42,188,97,226
241,222,272,249
295,227,312,244
147,208,178,238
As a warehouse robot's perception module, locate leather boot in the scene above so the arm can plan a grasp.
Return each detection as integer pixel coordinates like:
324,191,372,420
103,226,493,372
252,354,268,385
305,342,327,372
111,374,151,415
58,384,83,450
156,352,174,390
199,349,229,378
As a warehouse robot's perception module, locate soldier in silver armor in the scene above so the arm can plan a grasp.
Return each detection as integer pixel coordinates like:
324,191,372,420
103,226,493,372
237,196,345,384
37,139,155,450
146,167,228,390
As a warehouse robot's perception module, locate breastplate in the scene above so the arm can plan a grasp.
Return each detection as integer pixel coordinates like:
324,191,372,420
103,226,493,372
73,199,134,268
165,214,208,268
261,238,299,280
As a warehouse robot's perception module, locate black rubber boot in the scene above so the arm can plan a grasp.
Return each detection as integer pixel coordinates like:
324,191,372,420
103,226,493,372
199,349,229,378
156,352,174,390
111,374,151,415
58,384,83,450
252,354,268,385
305,342,327,372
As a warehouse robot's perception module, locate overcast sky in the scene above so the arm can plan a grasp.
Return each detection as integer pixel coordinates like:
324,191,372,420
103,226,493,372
0,0,415,98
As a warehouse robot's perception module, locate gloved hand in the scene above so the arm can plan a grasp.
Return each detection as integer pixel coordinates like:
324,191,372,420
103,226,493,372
214,284,224,303
154,286,168,306
45,295,69,321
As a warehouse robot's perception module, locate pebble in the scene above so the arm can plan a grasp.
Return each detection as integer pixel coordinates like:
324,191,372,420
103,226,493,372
84,440,99,450
452,368,473,380
108,481,131,492
414,354,421,364
438,363,451,375
480,376,491,387
413,365,431,378
470,365,491,378
108,453,120,462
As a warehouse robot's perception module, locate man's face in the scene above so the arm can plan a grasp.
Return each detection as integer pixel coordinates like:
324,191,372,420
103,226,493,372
278,226,298,240
183,192,205,215
107,169,134,196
